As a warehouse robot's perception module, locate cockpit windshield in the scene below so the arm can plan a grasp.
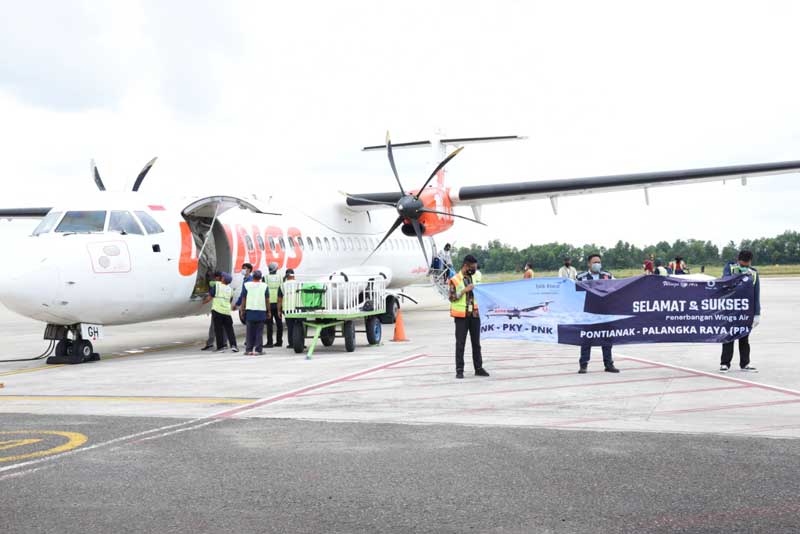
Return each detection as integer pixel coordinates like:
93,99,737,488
109,211,144,235
55,211,107,233
31,211,63,236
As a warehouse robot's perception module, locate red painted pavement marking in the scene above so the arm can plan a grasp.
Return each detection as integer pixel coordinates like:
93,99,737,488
351,361,579,380
621,354,800,398
651,398,800,416
213,353,427,418
427,385,750,419
297,365,665,398
399,374,701,403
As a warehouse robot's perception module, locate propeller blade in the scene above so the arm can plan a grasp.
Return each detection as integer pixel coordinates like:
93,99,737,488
338,191,396,207
91,159,106,191
415,146,464,197
411,218,429,266
132,157,158,192
362,216,403,265
385,131,405,195
420,207,488,226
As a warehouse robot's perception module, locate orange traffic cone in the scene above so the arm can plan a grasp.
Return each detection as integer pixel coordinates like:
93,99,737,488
391,310,409,342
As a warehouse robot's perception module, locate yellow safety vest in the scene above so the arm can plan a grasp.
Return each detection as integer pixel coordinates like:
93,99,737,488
449,271,478,318
244,281,267,311
212,283,233,315
266,273,282,303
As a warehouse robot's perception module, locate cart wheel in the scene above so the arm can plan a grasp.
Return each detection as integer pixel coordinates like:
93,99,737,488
365,316,381,345
320,326,336,347
292,323,305,353
343,321,356,352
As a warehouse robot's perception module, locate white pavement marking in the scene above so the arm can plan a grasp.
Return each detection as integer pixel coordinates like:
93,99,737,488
0,352,427,481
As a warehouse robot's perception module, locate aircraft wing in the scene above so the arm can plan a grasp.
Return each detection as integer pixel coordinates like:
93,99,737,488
345,159,800,211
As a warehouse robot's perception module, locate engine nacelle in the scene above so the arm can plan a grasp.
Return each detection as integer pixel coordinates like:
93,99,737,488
409,187,455,235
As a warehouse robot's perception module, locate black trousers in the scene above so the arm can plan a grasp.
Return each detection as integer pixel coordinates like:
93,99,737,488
454,316,483,372
245,320,265,353
721,336,750,368
266,304,283,346
579,345,613,366
212,310,237,350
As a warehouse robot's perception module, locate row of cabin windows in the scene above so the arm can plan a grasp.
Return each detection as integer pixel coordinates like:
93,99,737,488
243,233,414,254
32,210,164,236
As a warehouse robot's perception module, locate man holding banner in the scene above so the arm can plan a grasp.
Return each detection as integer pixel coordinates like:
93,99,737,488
720,250,760,373
449,254,490,379
576,253,620,374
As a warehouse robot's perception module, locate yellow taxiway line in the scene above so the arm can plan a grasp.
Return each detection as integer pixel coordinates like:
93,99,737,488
0,395,254,405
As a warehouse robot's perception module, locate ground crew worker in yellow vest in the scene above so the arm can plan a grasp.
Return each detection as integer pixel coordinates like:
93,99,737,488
202,272,239,353
265,262,284,348
238,270,270,355
449,254,490,379
202,271,223,351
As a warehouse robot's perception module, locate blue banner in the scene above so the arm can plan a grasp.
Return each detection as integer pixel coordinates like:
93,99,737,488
473,275,755,346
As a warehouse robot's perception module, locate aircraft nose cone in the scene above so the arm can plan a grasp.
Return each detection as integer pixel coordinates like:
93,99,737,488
0,238,64,321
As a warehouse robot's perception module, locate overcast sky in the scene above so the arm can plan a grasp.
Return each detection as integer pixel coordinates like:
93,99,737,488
1,1,799,251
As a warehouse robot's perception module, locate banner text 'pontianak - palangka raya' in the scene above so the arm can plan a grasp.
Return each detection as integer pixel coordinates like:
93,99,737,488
472,275,754,346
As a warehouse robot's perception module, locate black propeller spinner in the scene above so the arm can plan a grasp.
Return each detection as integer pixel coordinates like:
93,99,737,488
348,132,485,266
92,157,158,192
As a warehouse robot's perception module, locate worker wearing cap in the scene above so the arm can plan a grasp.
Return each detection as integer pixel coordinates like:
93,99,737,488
202,272,239,353
449,254,490,379
265,262,284,348
283,268,299,350
238,270,270,355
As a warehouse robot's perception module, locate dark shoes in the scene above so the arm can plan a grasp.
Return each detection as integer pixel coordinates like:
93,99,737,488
578,364,587,374
604,365,620,373
475,368,490,377
201,345,213,351
456,371,464,379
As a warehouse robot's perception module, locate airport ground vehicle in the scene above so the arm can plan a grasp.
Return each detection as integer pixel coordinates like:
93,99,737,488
283,278,386,358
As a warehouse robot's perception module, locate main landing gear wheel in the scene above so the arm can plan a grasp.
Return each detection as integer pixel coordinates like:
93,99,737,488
380,297,399,324
365,316,382,345
71,340,93,364
55,340,71,358
343,321,356,352
320,327,336,347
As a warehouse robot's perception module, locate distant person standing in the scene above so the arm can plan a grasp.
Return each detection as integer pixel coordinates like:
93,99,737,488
449,254,489,379
720,250,760,373
203,272,239,353
654,259,668,276
523,261,534,279
439,243,453,270
238,270,269,355
558,258,577,279
670,256,688,275
283,268,299,350
643,253,655,275
576,254,619,374
201,271,223,351
265,262,284,347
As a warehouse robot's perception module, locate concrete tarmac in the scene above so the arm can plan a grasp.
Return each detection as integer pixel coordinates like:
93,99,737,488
1,278,799,533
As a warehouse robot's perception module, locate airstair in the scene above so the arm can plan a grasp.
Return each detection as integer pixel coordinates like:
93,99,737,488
429,268,453,300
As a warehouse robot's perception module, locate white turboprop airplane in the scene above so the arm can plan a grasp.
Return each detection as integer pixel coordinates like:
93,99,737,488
1,133,799,364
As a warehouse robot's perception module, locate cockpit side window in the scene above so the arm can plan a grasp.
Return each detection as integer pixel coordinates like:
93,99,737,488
55,211,106,233
134,211,164,234
32,211,62,236
109,211,144,235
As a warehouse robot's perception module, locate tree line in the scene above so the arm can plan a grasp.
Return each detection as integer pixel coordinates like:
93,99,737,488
452,230,800,273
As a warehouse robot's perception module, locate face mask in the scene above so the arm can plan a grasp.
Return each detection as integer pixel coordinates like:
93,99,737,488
241,269,247,276
564,262,571,267
591,263,602,273
467,268,476,275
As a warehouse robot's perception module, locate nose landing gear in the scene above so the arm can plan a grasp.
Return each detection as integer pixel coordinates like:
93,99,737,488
46,325,101,365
